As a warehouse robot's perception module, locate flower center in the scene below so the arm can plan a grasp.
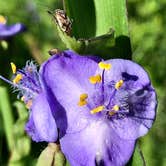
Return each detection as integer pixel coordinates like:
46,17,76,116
78,61,129,118
0,61,41,109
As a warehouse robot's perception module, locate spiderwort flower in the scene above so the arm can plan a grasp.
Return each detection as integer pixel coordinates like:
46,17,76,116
0,61,58,142
40,50,157,166
0,50,157,166
0,15,26,40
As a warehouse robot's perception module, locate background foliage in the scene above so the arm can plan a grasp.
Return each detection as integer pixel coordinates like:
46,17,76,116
0,0,165,165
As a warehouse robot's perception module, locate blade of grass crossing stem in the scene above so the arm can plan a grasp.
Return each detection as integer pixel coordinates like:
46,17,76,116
0,86,14,150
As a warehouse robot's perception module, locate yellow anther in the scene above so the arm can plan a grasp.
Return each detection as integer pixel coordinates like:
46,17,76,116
10,62,17,74
115,80,124,89
0,15,6,24
112,105,120,111
90,105,105,114
89,74,101,84
13,74,23,84
109,105,120,116
109,111,116,116
78,100,87,106
79,93,88,101
78,93,88,106
98,62,111,70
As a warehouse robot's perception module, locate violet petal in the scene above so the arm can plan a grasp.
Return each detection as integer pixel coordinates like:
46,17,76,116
25,92,58,142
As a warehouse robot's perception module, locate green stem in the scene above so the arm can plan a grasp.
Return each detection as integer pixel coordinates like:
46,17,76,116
0,86,14,151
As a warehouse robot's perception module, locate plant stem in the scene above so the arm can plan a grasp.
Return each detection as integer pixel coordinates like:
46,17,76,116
0,86,14,151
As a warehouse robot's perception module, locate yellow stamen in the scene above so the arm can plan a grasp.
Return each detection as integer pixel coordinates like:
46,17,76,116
90,105,105,114
89,74,101,84
10,62,17,74
109,111,116,116
80,93,88,101
78,93,88,106
109,105,120,116
13,74,23,84
115,80,124,89
0,15,6,24
112,105,119,111
78,100,87,106
98,62,111,70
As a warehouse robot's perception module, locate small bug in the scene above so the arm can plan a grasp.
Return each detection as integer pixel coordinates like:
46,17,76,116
48,48,60,56
48,9,72,35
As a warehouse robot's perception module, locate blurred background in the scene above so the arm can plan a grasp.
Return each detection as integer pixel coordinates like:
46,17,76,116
0,0,166,165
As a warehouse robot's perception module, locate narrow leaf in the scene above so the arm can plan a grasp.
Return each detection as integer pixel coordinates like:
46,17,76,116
64,0,129,38
63,0,131,59
55,24,84,53
93,0,129,37
0,86,14,150
13,101,28,121
63,0,96,38
9,101,31,166
93,0,132,59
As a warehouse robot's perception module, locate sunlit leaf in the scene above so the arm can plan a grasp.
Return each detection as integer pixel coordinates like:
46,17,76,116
9,101,31,166
0,87,14,150
62,0,131,59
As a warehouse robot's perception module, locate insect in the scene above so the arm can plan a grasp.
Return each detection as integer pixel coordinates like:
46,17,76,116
48,48,60,56
48,9,72,35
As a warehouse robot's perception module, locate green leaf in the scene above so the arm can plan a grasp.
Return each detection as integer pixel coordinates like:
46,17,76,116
55,24,84,53
127,142,146,166
93,0,132,59
93,0,129,37
55,23,117,58
52,17,131,59
63,0,96,38
37,143,66,166
9,101,31,166
0,86,14,150
79,29,115,58
13,101,28,122
65,161,71,166
62,0,131,59
64,0,129,37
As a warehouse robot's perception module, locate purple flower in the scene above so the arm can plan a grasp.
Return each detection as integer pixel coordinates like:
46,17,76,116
0,61,58,142
0,50,157,166
0,15,26,40
40,50,157,166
